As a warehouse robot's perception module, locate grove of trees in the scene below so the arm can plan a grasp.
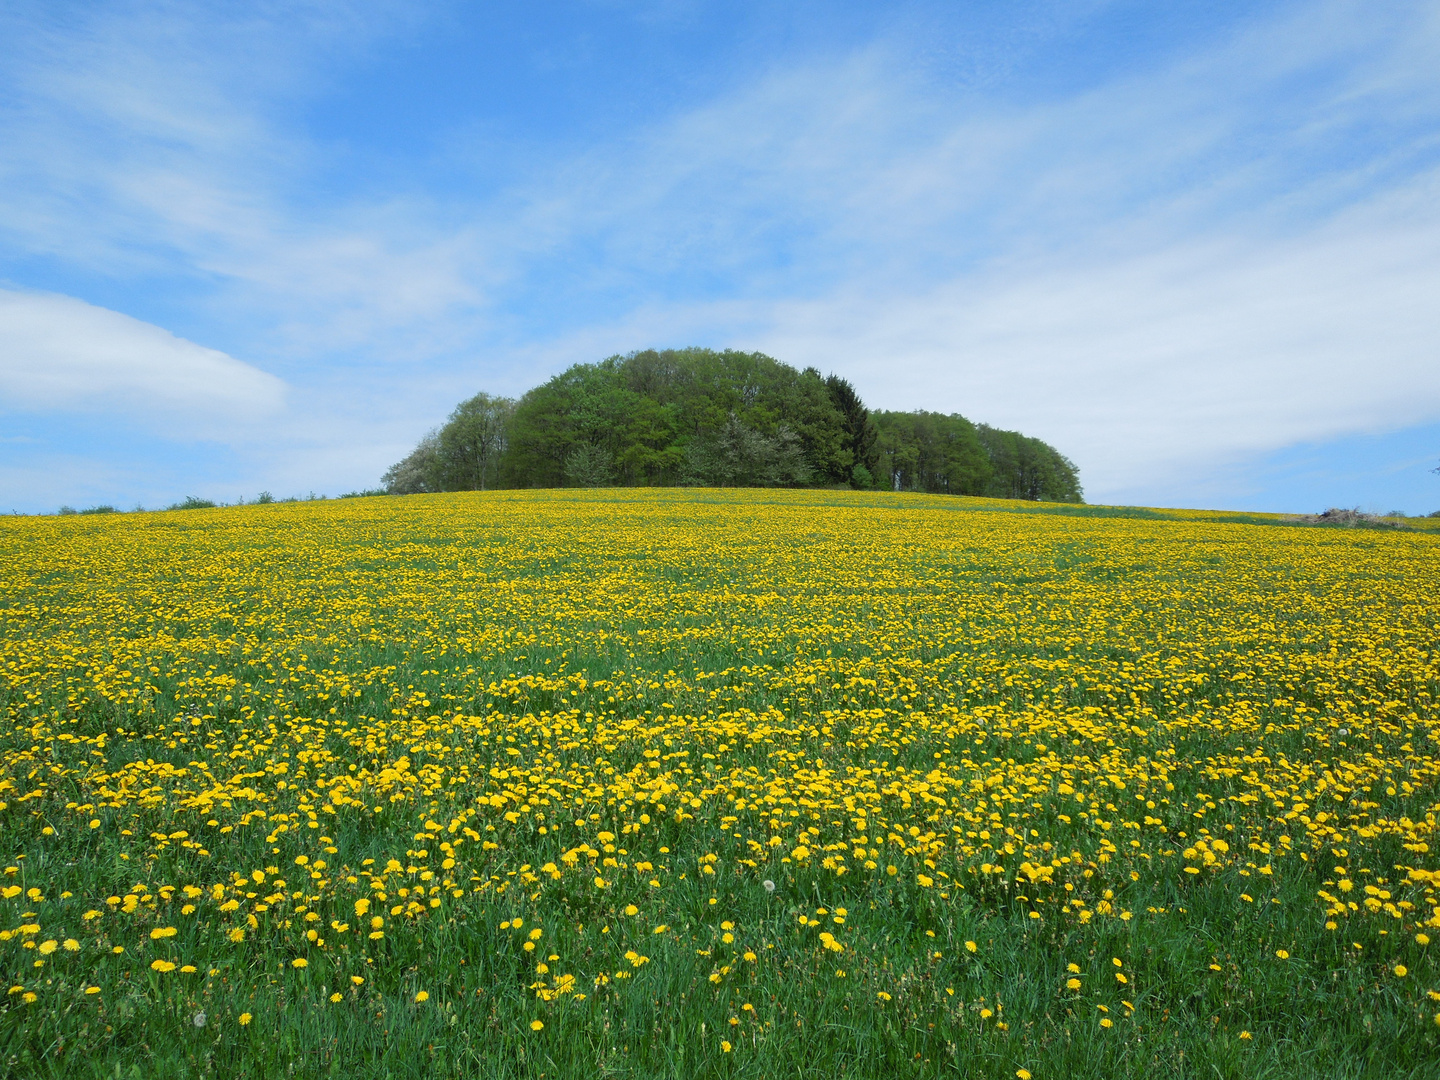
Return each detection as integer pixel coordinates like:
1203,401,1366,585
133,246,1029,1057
383,348,1082,502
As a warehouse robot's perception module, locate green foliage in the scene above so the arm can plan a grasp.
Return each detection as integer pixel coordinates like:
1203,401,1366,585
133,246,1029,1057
384,348,1082,502
78,506,118,515
499,350,850,489
168,496,218,510
435,392,516,492
975,425,1083,503
504,358,678,488
682,415,810,487
563,443,617,487
825,374,880,487
873,410,993,496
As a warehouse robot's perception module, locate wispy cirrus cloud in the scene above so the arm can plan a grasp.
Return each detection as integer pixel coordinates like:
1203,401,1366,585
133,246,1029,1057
497,0,1440,504
0,0,481,360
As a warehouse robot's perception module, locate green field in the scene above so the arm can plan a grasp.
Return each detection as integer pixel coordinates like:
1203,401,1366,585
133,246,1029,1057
2,489,1437,1078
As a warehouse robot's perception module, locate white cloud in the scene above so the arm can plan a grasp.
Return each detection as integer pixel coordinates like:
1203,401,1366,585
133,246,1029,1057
498,1,1440,503
0,289,286,426
753,169,1440,501
0,1,483,364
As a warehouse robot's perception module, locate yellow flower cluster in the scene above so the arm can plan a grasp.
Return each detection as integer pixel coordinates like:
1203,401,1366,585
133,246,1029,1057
1,489,1436,1021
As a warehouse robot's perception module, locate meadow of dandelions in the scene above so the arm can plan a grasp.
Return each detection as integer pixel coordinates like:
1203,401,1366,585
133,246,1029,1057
1,488,1437,1078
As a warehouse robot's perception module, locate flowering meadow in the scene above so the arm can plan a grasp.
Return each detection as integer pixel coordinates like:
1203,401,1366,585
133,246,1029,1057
1,489,1437,1078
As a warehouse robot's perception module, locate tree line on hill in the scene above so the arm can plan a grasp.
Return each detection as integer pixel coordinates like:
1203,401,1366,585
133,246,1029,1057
382,348,1084,502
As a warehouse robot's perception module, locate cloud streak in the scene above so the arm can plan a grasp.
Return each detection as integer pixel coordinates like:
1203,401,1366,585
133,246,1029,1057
0,289,286,427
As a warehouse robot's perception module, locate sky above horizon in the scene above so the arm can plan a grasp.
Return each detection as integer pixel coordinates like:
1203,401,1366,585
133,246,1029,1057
2,0,1439,515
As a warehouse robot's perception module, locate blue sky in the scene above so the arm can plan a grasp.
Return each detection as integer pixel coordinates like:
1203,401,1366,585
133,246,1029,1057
2,0,1439,514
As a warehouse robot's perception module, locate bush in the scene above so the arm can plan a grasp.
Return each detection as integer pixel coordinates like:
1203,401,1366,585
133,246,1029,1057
1300,508,1408,530
79,506,118,515
340,489,388,499
169,496,217,510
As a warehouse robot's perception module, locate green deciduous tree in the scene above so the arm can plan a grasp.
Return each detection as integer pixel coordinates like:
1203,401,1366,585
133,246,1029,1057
872,411,993,496
434,392,515,491
381,348,1083,502
975,424,1083,502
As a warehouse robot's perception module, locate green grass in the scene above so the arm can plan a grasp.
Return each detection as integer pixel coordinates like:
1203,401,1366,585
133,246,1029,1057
1,489,1437,1079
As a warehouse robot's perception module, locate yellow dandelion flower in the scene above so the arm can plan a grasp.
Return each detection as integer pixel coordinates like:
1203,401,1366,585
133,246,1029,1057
292,958,308,969
239,1013,252,1026
721,1040,732,1052
415,990,429,1002
150,960,176,973
530,1019,544,1031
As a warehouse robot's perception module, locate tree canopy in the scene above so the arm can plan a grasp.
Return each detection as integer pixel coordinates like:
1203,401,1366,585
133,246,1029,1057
383,348,1083,502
